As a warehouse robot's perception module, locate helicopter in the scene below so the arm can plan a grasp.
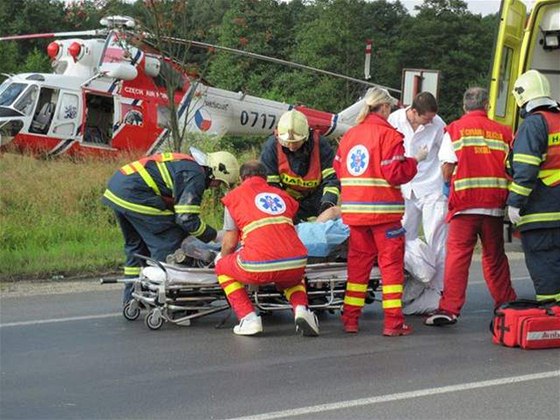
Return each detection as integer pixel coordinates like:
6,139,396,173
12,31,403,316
0,15,405,159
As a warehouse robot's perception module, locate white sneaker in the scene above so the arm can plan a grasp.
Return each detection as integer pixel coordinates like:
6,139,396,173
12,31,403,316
294,306,319,337
233,314,263,336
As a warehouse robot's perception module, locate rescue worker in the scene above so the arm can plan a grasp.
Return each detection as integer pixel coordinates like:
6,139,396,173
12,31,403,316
388,92,448,315
102,151,239,304
260,109,340,223
425,87,517,326
507,70,560,302
214,160,319,336
334,87,427,336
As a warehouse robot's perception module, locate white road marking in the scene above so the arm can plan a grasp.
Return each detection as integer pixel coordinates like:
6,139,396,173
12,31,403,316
0,313,121,328
228,371,560,420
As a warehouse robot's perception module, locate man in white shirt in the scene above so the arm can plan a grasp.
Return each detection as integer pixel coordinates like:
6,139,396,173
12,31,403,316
388,92,447,314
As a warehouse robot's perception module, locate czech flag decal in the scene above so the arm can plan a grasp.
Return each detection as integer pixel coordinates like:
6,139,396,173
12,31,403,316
194,108,212,131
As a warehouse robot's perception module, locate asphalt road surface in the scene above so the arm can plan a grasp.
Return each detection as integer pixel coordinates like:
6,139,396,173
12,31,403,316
1,254,559,420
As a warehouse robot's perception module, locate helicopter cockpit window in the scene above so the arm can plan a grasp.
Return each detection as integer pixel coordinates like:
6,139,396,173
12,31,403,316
14,85,38,116
0,83,26,107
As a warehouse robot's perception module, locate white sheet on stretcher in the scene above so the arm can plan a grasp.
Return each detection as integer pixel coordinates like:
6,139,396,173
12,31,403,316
142,262,381,285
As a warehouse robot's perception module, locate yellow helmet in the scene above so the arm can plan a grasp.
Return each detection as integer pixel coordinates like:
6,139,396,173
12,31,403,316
512,70,551,107
277,109,309,143
206,151,240,187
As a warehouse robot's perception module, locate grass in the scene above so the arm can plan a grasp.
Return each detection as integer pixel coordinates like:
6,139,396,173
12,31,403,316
0,146,257,281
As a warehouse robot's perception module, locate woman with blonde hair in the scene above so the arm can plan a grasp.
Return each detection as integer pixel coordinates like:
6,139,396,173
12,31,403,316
334,88,428,335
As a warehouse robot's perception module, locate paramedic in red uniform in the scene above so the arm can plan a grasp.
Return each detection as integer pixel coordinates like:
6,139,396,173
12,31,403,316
334,87,427,336
214,160,319,337
425,87,517,326
260,109,340,223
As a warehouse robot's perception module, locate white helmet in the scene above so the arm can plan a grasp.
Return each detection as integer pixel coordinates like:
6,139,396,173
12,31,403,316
277,109,309,143
206,151,240,187
512,70,551,107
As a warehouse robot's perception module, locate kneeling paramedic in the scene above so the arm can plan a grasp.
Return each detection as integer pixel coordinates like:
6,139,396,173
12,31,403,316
214,160,319,336
103,151,239,304
260,109,340,223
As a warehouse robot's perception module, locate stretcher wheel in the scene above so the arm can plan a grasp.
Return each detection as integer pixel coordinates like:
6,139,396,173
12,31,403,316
123,301,141,321
145,310,164,330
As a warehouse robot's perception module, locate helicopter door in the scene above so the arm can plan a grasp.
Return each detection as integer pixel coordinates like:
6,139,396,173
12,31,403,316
83,93,114,146
50,92,80,138
488,0,527,129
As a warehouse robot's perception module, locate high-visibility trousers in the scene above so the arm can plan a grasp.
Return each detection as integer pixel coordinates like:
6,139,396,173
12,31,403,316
343,222,406,330
215,253,308,320
439,214,517,315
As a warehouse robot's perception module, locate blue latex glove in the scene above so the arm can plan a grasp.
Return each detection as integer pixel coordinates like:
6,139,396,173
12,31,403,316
443,182,450,198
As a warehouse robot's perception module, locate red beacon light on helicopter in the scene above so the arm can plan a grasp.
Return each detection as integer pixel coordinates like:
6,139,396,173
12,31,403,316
68,41,83,62
47,41,61,60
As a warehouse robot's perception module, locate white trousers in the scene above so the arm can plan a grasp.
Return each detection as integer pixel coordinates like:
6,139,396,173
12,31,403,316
402,192,448,314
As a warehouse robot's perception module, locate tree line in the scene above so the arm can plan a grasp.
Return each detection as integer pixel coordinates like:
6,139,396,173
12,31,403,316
0,0,500,127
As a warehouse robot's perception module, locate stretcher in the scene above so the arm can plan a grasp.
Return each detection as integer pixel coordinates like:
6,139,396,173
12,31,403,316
101,255,382,331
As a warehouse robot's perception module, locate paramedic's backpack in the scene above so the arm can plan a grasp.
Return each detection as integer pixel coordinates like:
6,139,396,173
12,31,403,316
491,299,560,349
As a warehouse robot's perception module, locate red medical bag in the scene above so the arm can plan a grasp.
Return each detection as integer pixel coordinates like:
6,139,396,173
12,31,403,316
492,299,560,349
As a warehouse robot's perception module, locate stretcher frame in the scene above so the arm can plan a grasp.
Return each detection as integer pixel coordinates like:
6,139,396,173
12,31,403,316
102,255,382,330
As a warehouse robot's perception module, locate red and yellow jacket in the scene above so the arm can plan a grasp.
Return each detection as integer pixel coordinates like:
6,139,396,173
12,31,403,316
446,110,512,221
222,176,308,273
334,113,417,226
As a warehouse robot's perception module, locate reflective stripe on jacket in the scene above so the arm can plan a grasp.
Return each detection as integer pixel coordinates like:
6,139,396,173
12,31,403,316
221,176,307,273
445,110,512,221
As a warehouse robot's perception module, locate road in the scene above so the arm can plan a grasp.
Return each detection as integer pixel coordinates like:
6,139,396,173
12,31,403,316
1,254,559,420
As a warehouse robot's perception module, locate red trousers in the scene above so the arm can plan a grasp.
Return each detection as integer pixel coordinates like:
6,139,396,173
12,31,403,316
343,222,406,329
215,253,308,320
439,214,516,315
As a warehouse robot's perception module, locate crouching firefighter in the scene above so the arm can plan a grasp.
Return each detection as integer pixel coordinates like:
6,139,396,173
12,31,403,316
214,160,319,337
102,151,239,305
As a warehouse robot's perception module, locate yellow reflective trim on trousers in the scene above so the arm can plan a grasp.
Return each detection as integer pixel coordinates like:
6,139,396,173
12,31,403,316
341,177,391,187
322,167,335,178
217,274,234,284
189,221,207,237
517,211,560,227
284,283,306,300
513,153,542,166
452,137,508,152
341,203,404,213
267,175,281,183
236,256,307,272
242,216,293,238
174,204,201,214
323,186,340,197
224,282,244,296
509,182,532,196
103,189,173,216
536,292,560,302
382,284,403,294
346,282,368,292
344,296,365,307
131,161,161,196
156,161,173,190
538,169,560,186
454,177,509,191
124,266,141,275
382,299,402,309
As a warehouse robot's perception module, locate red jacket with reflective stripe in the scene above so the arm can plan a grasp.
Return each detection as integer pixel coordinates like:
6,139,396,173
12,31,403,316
221,176,307,270
277,130,321,196
334,113,417,226
446,110,512,221
537,110,560,187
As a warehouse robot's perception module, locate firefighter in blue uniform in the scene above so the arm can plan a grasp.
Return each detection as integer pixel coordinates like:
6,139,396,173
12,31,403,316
260,109,340,222
508,70,560,302
102,151,239,304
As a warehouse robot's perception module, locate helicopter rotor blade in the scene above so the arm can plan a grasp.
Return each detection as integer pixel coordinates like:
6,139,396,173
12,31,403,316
161,36,401,94
0,29,107,42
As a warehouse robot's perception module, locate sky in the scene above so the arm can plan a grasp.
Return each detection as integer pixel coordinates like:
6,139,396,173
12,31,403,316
393,0,536,16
